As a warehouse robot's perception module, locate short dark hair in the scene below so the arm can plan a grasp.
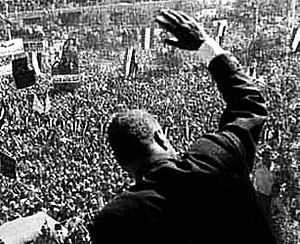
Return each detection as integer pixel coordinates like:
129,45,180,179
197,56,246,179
107,109,160,166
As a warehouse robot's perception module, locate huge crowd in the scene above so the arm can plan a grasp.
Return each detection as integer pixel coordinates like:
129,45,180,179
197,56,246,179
2,0,175,13
0,2,300,244
2,0,108,12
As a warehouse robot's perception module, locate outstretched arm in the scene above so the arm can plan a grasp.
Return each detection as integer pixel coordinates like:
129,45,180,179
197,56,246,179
207,53,267,172
156,10,267,174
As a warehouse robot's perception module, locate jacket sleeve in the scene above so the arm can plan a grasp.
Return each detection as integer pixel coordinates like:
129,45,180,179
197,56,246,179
188,54,267,175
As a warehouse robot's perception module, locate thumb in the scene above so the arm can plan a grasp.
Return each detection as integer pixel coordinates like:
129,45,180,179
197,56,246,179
164,38,183,49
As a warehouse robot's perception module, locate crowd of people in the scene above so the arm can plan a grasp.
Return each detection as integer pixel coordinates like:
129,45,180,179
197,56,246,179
0,1,300,243
2,0,186,13
2,0,108,12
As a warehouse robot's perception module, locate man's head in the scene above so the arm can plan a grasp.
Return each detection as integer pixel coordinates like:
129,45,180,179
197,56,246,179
107,109,176,177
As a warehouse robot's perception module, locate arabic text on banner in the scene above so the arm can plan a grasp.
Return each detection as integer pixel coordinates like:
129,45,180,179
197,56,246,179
0,38,24,57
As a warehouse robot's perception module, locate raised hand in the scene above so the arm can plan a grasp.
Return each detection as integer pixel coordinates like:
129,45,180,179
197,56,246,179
155,9,207,50
155,10,227,66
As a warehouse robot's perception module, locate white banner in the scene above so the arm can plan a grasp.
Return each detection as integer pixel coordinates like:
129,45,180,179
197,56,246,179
0,211,68,244
24,40,46,52
52,74,80,84
0,39,24,57
0,63,12,76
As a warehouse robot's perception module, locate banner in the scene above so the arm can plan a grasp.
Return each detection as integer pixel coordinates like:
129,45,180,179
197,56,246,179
24,40,46,52
23,16,43,25
52,75,80,84
0,62,12,76
52,75,80,91
51,38,79,76
0,39,24,57
12,57,36,89
0,211,67,244
0,151,16,179
50,38,80,90
58,11,81,25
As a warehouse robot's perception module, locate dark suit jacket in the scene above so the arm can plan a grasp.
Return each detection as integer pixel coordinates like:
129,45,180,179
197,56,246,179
88,54,276,244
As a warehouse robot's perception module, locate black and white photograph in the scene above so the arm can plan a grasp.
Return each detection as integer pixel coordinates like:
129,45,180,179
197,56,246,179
0,0,299,243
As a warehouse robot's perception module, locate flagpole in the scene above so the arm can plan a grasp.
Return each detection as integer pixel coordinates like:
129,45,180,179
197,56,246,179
5,4,11,41
290,0,296,29
4,1,15,66
254,1,259,40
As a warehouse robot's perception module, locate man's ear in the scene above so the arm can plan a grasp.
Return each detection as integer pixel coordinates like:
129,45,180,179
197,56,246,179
153,130,168,151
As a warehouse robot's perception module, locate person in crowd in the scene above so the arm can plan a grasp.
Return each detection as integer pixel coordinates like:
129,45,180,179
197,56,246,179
88,10,276,244
53,224,65,244
34,222,56,244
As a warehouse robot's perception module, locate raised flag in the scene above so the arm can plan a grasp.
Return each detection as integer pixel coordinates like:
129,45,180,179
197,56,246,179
141,27,154,50
0,102,5,129
44,93,51,115
216,20,227,45
0,151,16,179
291,27,300,52
217,20,228,37
125,46,137,77
14,106,21,121
0,38,24,57
144,27,151,50
0,13,12,26
33,94,44,114
32,52,41,76
185,121,190,140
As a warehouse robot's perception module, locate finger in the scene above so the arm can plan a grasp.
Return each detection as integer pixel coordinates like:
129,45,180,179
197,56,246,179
155,15,178,33
156,14,191,39
176,11,203,31
159,10,181,29
168,10,189,24
160,10,207,39
164,10,185,24
177,11,196,23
